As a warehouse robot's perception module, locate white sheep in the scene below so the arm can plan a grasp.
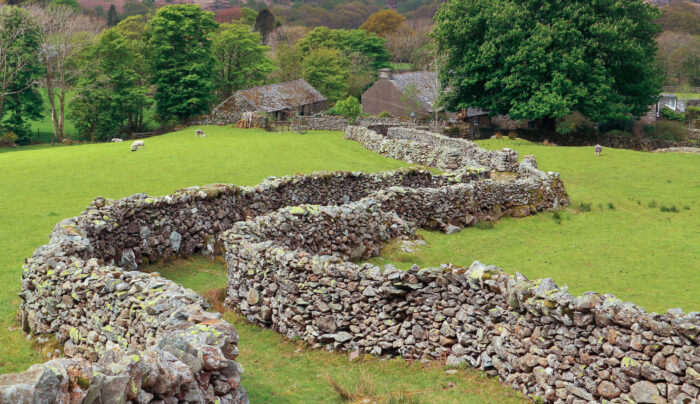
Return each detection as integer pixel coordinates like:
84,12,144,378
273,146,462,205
195,129,206,137
131,140,145,152
111,138,123,142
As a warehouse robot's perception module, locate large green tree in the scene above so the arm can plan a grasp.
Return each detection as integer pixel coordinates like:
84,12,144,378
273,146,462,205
69,29,151,141
213,23,274,99
0,6,44,144
146,4,217,122
303,47,349,102
434,0,663,130
297,26,390,70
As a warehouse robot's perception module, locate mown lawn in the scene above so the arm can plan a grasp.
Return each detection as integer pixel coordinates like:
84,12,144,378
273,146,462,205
370,138,699,313
147,257,525,404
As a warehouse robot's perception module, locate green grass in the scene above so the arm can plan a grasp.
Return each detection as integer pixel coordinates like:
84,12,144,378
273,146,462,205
147,256,526,404
26,89,78,143
0,127,408,374
369,138,699,313
673,92,700,100
0,129,697,402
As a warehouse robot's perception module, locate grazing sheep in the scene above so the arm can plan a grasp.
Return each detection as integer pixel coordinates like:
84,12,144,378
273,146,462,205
131,140,145,152
195,129,206,137
594,144,602,157
111,138,123,142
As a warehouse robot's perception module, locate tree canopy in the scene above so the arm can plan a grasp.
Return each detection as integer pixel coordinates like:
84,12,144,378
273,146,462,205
0,6,44,143
253,8,275,42
297,26,390,70
303,47,349,102
360,9,406,37
434,0,663,126
146,5,218,122
213,23,274,98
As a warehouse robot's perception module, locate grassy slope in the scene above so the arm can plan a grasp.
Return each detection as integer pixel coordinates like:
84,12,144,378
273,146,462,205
370,139,700,313
147,257,525,403
0,127,408,374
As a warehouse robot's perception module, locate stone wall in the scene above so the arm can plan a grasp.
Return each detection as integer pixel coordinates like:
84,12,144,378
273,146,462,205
222,197,700,404
344,126,519,172
6,128,573,402
11,214,248,403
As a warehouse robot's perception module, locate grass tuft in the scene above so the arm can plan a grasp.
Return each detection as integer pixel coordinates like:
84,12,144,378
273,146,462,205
475,221,494,230
659,205,679,213
576,202,592,212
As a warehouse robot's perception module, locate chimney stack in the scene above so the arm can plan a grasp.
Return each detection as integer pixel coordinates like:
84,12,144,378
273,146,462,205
378,68,393,80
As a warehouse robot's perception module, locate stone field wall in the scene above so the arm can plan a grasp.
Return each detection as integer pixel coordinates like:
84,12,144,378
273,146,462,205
5,123,695,403
344,126,520,172
222,197,700,404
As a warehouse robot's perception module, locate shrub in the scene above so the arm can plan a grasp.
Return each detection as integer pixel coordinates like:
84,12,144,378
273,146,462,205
607,202,615,210
556,111,595,136
605,129,632,137
507,131,517,140
661,106,685,122
494,131,503,139
646,121,687,141
444,126,461,138
334,96,361,124
686,106,700,127
377,110,392,118
1,131,18,147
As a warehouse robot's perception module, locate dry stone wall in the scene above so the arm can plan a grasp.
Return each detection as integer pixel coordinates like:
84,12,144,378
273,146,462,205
7,129,574,403
222,197,700,404
344,126,519,172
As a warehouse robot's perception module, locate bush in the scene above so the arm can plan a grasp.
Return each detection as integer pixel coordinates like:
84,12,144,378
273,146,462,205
556,111,595,136
507,131,517,140
660,205,679,213
377,110,392,118
1,131,18,147
333,96,361,124
661,106,685,122
646,121,687,141
604,129,632,137
686,106,700,126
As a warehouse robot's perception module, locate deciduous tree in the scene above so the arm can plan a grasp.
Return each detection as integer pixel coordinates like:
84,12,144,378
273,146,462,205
70,29,151,141
434,0,663,132
303,47,349,102
360,9,406,37
0,6,44,144
146,5,218,122
297,26,390,69
213,23,274,98
29,4,96,142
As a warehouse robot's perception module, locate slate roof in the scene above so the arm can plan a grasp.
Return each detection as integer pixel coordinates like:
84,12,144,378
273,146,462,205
388,71,439,112
235,79,326,112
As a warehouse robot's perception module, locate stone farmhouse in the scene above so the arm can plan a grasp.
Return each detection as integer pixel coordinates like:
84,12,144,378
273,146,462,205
211,79,327,123
362,69,490,127
362,69,440,119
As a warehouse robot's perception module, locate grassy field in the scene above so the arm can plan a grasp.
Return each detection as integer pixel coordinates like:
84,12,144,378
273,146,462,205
673,92,700,100
369,139,699,313
0,127,697,401
27,89,78,143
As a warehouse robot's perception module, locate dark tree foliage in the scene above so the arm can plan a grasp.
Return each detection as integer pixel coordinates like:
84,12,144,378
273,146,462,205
434,0,663,129
253,8,275,42
146,5,218,122
0,6,44,144
107,4,119,26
